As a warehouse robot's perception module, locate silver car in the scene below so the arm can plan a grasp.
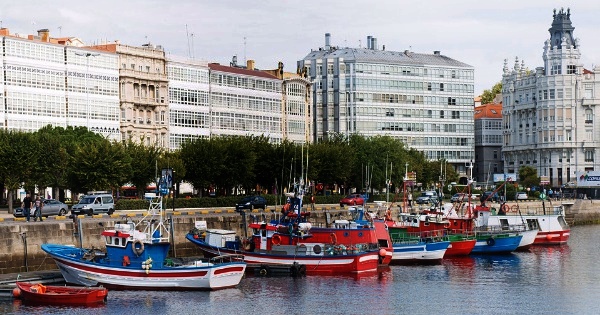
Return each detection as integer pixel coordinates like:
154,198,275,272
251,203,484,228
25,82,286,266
13,199,69,217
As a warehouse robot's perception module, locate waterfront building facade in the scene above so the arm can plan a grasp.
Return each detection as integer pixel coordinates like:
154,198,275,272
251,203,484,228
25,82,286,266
208,60,284,142
474,103,504,187
92,42,169,148
501,8,600,187
166,57,210,150
298,33,475,175
0,28,120,140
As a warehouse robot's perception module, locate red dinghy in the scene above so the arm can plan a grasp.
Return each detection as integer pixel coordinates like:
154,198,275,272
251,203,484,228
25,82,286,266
14,282,108,305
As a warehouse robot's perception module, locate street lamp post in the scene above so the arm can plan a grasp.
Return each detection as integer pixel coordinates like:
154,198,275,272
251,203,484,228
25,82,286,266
74,52,99,129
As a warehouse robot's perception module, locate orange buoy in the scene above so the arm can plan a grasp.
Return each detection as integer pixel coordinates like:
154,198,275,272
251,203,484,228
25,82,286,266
12,287,21,298
379,248,387,257
546,234,552,240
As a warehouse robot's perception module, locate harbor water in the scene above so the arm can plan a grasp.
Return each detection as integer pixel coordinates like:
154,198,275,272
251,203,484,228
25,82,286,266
1,225,598,315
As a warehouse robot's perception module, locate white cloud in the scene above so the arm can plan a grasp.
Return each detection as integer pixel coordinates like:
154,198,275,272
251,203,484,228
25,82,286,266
1,0,598,94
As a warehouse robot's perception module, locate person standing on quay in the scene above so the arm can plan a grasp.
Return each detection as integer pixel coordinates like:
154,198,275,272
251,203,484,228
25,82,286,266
22,193,33,222
310,194,316,212
33,195,43,222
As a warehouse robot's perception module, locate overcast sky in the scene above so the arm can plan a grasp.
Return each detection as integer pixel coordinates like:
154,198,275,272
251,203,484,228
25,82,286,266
1,0,599,95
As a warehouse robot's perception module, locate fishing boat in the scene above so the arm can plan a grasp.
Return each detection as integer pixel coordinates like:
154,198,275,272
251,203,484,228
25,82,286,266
386,224,450,264
388,210,476,257
486,204,570,245
42,176,246,290
444,203,523,254
13,282,108,305
187,195,391,275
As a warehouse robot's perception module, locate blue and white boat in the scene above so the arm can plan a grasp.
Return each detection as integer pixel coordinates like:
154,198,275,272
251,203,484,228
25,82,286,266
42,178,246,290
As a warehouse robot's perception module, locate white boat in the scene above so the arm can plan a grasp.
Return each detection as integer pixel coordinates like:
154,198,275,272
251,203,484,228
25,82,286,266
42,178,246,290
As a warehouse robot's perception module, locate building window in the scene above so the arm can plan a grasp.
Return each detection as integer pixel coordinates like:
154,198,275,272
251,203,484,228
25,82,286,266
440,83,444,91
493,150,497,159
551,64,561,75
549,89,555,99
567,65,577,74
557,88,563,99
585,150,594,162
439,110,444,119
585,109,593,124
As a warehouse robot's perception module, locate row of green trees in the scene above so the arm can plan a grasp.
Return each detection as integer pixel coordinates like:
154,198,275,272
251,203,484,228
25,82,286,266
0,126,461,212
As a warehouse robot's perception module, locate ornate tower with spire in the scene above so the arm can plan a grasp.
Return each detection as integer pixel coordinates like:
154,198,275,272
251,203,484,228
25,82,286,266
501,8,600,189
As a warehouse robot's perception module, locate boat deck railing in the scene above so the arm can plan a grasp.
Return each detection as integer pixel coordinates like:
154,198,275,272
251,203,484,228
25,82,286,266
390,230,448,244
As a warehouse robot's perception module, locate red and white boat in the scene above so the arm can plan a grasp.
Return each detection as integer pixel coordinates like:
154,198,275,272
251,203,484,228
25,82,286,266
187,200,392,275
485,204,570,245
14,282,108,305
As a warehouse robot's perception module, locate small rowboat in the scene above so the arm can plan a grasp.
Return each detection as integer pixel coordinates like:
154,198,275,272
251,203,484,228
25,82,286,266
14,282,108,305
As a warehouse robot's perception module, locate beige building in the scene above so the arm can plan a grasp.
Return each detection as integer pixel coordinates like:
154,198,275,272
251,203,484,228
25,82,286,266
92,42,169,147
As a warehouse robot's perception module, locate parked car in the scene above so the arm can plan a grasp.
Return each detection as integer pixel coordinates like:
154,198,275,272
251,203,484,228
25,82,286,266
71,194,115,216
340,194,365,207
480,191,500,202
13,199,69,218
416,191,439,205
235,195,267,211
450,193,469,203
515,192,528,200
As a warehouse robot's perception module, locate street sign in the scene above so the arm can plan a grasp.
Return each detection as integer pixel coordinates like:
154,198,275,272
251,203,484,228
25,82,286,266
539,193,546,200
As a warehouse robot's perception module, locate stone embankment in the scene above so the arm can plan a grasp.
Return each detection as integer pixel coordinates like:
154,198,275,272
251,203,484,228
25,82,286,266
0,199,597,275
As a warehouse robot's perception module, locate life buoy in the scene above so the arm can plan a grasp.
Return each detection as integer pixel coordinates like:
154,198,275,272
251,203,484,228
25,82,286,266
132,240,145,256
511,205,519,213
501,204,510,213
258,265,270,276
486,237,496,246
272,234,281,245
330,233,337,244
316,183,324,191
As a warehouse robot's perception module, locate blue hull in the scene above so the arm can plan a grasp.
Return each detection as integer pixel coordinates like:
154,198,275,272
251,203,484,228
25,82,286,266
471,235,522,254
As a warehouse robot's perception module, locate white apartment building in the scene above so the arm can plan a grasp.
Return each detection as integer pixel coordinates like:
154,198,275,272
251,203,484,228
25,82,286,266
0,28,119,139
299,34,475,174
208,61,283,142
166,57,311,150
167,56,211,150
502,8,600,187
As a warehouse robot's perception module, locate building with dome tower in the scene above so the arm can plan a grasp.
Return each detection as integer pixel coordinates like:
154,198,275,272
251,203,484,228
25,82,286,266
501,8,600,190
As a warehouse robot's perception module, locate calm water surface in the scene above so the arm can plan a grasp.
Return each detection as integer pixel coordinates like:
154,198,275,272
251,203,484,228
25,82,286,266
2,225,599,315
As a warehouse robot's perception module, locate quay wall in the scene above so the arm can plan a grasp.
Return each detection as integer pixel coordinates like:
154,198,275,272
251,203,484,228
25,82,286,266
0,200,597,275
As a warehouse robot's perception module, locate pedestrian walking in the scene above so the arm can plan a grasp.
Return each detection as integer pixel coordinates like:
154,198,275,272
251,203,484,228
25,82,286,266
22,193,33,222
408,193,413,207
310,194,316,212
33,195,43,222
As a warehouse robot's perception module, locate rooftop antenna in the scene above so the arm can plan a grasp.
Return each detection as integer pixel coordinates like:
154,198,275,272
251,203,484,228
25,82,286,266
185,24,191,58
243,36,247,64
58,26,62,37
190,33,195,59
359,39,361,48
1,21,3,29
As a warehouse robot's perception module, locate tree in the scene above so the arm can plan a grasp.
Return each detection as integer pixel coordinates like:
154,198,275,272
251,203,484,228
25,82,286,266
125,140,161,198
518,166,540,189
0,131,39,213
69,139,132,194
480,82,502,104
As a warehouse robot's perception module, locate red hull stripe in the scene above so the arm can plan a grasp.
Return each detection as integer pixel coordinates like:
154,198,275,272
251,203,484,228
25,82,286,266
57,257,209,277
214,266,245,275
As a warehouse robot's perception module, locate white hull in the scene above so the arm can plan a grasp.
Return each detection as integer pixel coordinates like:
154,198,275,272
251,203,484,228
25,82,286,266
50,253,245,290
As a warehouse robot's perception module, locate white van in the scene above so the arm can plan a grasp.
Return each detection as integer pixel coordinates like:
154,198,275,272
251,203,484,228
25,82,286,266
71,194,115,216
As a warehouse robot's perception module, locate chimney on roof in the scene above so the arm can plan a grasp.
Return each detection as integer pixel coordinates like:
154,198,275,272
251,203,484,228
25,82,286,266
325,33,331,50
372,37,377,50
367,36,372,49
37,29,50,42
247,59,255,70
434,50,441,55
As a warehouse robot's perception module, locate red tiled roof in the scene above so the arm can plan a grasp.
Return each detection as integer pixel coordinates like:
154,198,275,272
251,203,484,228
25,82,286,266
583,68,594,74
209,63,280,80
474,103,502,119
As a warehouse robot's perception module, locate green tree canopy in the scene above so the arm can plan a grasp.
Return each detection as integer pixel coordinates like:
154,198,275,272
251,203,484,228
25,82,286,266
480,82,502,104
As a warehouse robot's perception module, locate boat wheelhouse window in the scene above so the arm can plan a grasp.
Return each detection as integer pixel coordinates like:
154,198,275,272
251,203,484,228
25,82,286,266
526,219,540,231
115,238,120,246
106,236,113,244
261,230,267,237
499,219,509,230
